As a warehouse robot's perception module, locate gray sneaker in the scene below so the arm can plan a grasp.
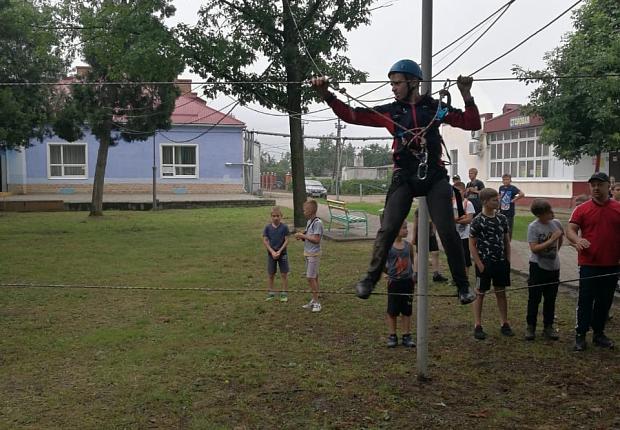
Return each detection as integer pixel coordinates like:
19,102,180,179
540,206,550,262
302,299,315,309
402,334,416,348
387,334,398,348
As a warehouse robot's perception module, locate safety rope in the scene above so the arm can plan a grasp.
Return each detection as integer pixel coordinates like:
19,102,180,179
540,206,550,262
2,271,618,299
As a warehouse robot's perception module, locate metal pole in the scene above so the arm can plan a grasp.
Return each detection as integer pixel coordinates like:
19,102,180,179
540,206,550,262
417,0,433,381
152,133,157,211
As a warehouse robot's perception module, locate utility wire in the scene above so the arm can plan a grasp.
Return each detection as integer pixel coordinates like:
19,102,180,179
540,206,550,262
432,0,514,79
3,73,618,87
1,272,618,298
432,0,516,58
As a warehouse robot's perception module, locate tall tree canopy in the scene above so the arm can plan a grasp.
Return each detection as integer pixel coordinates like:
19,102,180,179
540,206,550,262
514,0,620,167
0,0,67,149
178,0,375,226
56,0,184,215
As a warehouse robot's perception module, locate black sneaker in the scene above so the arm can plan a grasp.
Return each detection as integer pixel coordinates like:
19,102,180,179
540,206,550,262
542,325,559,341
355,277,375,299
458,288,476,305
402,334,416,348
574,334,587,351
387,334,398,348
524,325,535,341
501,323,515,337
474,325,486,340
593,333,615,349
432,273,448,283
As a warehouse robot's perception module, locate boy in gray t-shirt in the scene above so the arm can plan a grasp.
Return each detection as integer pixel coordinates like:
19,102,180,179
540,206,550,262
525,199,564,341
294,200,324,312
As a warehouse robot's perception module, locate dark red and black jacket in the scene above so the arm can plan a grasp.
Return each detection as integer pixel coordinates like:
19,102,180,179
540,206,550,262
325,93,481,173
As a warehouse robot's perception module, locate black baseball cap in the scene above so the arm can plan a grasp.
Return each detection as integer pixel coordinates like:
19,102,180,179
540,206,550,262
588,172,610,183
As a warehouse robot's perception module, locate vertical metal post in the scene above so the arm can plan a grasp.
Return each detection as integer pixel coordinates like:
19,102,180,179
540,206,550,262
152,133,158,211
417,0,433,381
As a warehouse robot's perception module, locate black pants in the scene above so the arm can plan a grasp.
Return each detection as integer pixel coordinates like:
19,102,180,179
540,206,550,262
576,265,619,335
526,262,559,328
366,169,468,291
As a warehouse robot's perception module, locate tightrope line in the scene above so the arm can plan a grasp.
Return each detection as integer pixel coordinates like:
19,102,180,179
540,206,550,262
1,272,617,298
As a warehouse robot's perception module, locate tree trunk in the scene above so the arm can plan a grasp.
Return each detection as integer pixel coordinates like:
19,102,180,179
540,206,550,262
90,131,111,216
283,0,306,228
595,152,601,172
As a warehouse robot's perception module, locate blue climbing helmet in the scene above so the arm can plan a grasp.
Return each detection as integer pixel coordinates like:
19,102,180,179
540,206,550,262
388,59,423,80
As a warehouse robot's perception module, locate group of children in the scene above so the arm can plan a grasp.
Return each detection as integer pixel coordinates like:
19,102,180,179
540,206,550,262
262,200,324,313
262,174,619,349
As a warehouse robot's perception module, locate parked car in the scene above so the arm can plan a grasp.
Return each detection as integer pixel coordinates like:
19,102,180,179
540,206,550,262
305,180,328,198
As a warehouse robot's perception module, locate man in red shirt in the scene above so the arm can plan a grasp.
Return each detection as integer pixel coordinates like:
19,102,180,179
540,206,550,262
566,172,620,351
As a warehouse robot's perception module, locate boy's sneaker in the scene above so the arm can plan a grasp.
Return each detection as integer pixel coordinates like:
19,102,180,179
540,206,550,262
500,323,515,337
355,276,375,299
458,287,476,305
302,299,315,309
402,334,416,348
279,293,288,303
311,302,322,313
593,333,614,349
265,293,276,302
432,273,448,283
574,334,587,351
542,325,559,341
524,325,536,341
387,334,398,348
474,325,486,340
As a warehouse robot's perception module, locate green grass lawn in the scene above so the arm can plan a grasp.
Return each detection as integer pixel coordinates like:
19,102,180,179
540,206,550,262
1,208,618,429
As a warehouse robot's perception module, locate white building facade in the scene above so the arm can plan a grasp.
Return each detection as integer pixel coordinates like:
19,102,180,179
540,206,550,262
441,104,619,208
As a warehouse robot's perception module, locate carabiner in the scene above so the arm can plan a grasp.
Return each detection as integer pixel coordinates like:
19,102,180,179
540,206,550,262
417,162,428,181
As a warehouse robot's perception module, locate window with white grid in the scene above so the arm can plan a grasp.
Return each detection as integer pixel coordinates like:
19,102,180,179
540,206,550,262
48,143,87,178
161,144,198,178
488,127,551,179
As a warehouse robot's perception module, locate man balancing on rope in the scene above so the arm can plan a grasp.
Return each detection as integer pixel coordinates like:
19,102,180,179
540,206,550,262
311,59,480,304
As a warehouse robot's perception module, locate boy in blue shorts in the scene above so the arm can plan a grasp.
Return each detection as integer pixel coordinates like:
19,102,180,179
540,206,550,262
385,220,416,348
469,188,514,340
262,206,290,302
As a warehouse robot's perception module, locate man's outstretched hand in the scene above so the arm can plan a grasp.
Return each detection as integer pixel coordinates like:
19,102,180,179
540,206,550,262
310,76,330,99
456,75,473,100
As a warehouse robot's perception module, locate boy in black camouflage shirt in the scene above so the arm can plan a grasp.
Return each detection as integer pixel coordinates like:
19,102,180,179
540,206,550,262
469,188,514,340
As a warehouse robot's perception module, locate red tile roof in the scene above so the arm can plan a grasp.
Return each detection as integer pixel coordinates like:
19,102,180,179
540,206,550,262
171,93,245,127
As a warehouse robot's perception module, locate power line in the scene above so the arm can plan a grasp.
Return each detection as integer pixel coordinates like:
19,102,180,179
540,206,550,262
432,0,514,79
3,73,618,88
432,0,516,58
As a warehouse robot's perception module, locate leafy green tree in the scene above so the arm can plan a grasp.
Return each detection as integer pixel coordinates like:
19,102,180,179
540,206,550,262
360,142,391,167
178,0,374,226
0,0,67,149
305,137,335,177
514,0,620,169
55,0,184,216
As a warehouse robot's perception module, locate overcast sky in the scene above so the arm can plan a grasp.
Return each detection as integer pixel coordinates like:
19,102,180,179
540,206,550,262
166,0,578,157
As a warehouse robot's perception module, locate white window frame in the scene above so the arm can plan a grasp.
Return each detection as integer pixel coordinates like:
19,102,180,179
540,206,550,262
160,144,199,178
47,142,88,179
488,128,551,179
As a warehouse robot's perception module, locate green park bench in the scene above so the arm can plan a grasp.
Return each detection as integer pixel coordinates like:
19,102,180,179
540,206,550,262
326,199,368,237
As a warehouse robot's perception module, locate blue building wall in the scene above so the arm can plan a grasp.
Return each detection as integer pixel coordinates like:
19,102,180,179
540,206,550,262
13,125,244,189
